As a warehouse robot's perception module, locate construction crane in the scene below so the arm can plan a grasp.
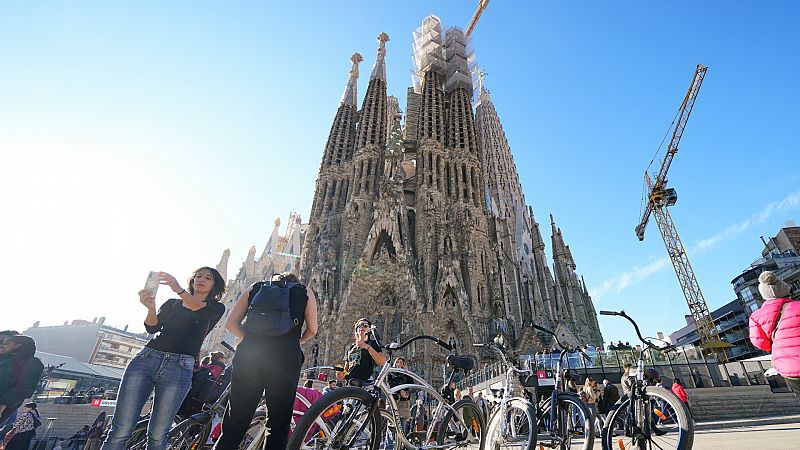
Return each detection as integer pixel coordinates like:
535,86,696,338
465,0,491,38
635,64,730,362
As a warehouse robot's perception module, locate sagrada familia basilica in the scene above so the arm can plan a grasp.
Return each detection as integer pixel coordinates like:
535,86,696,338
204,16,602,381
296,16,603,381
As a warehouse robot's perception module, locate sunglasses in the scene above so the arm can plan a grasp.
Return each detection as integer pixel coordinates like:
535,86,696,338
356,322,370,329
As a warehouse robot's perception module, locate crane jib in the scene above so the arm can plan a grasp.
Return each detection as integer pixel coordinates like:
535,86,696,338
634,64,728,361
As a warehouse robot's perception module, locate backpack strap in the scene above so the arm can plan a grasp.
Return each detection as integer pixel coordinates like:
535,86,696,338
247,281,266,306
771,301,792,341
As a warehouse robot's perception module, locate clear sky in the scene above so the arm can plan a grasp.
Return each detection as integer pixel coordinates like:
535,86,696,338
2,1,798,348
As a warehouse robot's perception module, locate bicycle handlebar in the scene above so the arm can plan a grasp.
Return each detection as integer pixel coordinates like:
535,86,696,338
599,310,671,352
387,335,452,352
530,324,592,363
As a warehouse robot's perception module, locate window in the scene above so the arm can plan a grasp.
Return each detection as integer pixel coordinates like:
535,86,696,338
740,288,755,303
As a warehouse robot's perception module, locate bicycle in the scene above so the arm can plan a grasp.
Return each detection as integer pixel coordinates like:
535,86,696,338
286,334,486,450
598,310,693,450
529,324,595,450
474,337,537,450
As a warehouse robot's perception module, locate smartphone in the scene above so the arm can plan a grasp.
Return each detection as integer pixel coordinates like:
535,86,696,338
143,271,160,297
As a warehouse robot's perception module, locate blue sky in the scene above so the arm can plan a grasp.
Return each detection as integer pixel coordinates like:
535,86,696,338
1,1,798,348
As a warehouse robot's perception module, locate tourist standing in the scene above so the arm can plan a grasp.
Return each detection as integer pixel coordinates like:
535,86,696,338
0,335,44,429
100,268,226,450
214,273,318,450
599,379,619,417
474,392,489,421
749,271,800,397
670,378,692,418
410,399,427,432
322,380,337,395
336,318,387,385
389,357,413,434
3,402,40,450
580,378,602,432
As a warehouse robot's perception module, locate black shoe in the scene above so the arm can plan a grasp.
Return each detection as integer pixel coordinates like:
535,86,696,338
652,427,667,436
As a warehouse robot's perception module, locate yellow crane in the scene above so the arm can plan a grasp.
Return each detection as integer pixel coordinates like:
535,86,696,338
465,0,491,38
635,64,730,361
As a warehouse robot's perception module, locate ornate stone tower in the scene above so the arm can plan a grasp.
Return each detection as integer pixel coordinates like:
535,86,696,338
300,16,602,382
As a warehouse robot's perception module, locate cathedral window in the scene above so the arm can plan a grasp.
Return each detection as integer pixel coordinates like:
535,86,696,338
407,210,416,256
445,163,452,197
462,164,468,200
444,286,457,308
397,214,404,247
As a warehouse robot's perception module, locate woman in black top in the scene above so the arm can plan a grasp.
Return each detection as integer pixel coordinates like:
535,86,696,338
100,267,225,450
336,318,387,385
213,272,317,450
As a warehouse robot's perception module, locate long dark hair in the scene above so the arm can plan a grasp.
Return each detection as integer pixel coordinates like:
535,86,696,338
188,267,226,301
9,335,36,358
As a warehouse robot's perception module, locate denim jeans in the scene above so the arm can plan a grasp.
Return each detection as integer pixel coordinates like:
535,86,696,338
100,347,194,450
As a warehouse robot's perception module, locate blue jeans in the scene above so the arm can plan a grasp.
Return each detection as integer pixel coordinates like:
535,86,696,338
101,347,194,450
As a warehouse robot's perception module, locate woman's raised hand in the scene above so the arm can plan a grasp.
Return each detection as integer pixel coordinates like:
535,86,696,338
138,289,156,310
159,272,182,293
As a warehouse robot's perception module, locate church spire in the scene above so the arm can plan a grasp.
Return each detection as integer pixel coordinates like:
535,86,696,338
370,33,389,81
356,33,390,149
340,53,363,106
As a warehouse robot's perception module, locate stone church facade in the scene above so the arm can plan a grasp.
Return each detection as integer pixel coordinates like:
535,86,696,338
299,16,602,383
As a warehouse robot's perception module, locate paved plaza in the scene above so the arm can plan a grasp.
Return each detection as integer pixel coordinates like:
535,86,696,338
691,422,800,450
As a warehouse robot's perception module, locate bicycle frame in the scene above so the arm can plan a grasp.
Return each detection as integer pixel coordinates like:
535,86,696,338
529,324,589,445
599,310,680,445
363,335,473,449
478,343,533,440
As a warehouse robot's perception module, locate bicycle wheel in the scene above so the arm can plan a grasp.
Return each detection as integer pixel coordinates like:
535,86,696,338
538,395,594,450
436,399,486,448
168,418,209,450
486,398,536,450
125,423,148,450
286,386,381,450
602,386,692,450
239,411,266,450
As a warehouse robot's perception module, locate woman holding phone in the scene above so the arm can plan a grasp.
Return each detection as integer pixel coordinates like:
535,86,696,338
100,267,226,450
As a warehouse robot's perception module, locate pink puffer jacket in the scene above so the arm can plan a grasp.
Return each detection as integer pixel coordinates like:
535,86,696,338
749,298,800,378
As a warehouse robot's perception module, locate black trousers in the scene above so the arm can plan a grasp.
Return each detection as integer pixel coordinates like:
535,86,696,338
213,336,303,450
6,430,35,450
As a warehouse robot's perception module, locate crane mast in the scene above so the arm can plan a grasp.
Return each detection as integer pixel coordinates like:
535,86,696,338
636,65,729,361
465,0,491,38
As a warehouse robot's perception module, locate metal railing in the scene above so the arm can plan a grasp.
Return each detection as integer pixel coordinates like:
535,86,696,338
457,346,772,390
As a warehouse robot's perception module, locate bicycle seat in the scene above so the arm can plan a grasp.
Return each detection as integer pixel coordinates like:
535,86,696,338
447,354,475,372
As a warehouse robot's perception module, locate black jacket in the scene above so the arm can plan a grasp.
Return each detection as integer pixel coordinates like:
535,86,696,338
600,383,620,414
0,354,44,423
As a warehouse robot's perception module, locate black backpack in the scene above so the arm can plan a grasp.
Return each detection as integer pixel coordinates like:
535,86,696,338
243,277,301,336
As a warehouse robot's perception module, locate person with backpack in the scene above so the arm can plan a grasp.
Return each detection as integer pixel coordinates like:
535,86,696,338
100,267,226,450
213,272,318,450
0,335,44,431
2,402,40,450
749,270,800,397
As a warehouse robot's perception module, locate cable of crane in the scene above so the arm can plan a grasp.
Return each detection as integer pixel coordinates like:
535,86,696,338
646,107,682,173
